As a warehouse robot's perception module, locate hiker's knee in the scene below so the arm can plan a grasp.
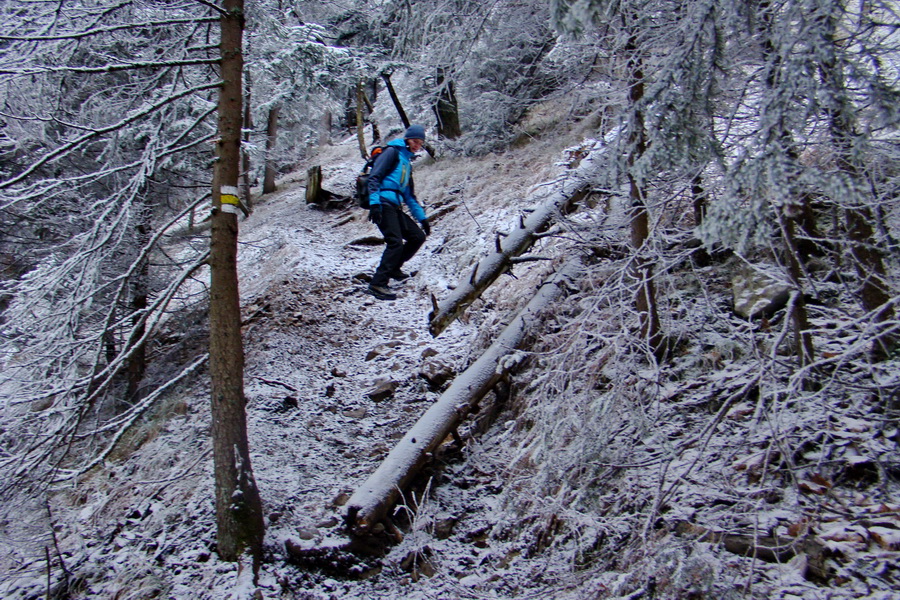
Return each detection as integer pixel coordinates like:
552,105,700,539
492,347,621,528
383,232,404,248
410,228,426,246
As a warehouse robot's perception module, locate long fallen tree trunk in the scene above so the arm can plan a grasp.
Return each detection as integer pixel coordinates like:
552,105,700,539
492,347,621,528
428,138,611,337
345,260,582,536
428,183,588,337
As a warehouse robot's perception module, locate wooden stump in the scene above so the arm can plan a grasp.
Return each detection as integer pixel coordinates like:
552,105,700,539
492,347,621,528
305,165,351,209
306,165,322,204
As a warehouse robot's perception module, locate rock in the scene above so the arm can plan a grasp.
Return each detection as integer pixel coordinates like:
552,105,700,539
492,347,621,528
348,236,383,247
368,443,389,457
366,379,397,402
421,347,439,359
297,527,318,541
400,547,435,576
367,341,402,362
333,492,350,506
870,526,900,550
317,516,339,529
732,266,792,319
419,359,455,390
341,407,367,419
325,383,336,397
433,512,458,539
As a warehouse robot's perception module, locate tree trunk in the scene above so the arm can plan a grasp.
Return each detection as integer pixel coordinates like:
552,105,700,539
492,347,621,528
429,182,590,337
103,328,117,366
262,105,279,194
842,203,895,360
359,80,380,144
356,79,367,159
690,174,712,266
305,166,322,204
240,70,253,211
125,200,151,404
318,110,332,147
692,173,706,227
817,16,895,360
210,0,264,567
780,211,816,372
757,1,815,366
433,67,461,139
625,42,663,357
346,261,582,535
382,72,435,158
381,72,410,128
344,86,357,132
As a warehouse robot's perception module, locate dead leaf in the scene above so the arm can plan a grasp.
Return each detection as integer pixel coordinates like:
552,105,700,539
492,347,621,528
869,526,900,550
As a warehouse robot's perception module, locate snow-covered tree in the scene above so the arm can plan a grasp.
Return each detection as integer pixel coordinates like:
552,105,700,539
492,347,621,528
701,0,899,360
0,1,222,493
241,4,355,189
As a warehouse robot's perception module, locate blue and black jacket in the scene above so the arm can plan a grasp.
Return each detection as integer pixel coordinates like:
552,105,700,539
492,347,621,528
366,138,427,222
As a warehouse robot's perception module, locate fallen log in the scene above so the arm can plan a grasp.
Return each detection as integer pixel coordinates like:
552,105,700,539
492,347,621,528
427,137,612,337
345,260,582,536
427,183,588,337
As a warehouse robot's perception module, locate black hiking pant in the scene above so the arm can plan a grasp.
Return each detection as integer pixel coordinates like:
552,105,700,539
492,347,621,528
371,203,426,287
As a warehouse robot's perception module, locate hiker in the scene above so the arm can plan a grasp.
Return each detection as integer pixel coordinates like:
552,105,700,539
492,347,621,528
366,124,431,301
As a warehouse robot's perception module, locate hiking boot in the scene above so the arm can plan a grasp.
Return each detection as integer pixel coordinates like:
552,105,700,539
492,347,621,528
367,284,397,301
389,269,410,281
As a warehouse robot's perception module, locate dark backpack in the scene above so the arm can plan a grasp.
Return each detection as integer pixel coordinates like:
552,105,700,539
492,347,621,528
355,146,385,209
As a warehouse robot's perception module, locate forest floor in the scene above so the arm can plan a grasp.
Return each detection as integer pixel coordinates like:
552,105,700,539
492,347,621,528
1,134,577,599
2,132,899,600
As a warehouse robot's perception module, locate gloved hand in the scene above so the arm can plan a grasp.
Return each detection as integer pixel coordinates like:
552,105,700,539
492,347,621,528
421,219,430,236
369,204,382,225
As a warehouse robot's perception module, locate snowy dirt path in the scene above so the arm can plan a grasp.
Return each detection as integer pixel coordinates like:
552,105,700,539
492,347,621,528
233,183,483,565
0,138,577,600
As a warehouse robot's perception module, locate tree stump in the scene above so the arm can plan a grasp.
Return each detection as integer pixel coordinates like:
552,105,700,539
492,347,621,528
306,165,323,204
305,165,351,209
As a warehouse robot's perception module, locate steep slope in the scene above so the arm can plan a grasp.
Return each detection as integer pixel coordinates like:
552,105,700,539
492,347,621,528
3,129,898,600
0,133,578,599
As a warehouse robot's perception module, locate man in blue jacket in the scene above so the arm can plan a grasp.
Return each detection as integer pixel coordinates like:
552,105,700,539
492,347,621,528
366,124,431,300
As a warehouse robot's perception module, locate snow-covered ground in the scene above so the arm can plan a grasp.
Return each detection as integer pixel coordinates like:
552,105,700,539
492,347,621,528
2,131,899,600
0,133,577,599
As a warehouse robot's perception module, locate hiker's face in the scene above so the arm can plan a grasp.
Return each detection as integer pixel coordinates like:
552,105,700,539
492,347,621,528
407,138,424,153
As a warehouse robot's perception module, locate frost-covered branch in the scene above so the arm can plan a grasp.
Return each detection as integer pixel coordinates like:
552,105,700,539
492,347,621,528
0,81,220,190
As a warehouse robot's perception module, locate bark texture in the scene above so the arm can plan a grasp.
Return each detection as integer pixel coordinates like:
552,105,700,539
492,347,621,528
382,72,410,128
433,67,461,139
624,40,663,356
210,0,265,566
262,105,279,194
356,79,367,159
817,15,895,359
